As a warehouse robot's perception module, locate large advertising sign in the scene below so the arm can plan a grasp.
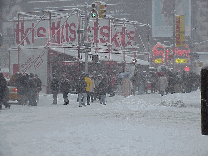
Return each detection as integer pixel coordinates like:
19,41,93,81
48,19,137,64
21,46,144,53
14,16,136,50
14,14,79,46
87,19,136,51
152,0,191,37
19,47,48,92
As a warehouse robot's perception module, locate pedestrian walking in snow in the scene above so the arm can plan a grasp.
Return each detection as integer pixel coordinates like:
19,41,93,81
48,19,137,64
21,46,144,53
158,73,168,96
28,73,37,106
98,77,108,105
34,74,42,102
89,76,96,102
60,76,71,105
94,74,102,101
34,74,42,93
131,73,138,96
121,76,132,97
0,73,9,109
14,73,29,105
85,74,92,105
76,75,87,107
50,74,59,104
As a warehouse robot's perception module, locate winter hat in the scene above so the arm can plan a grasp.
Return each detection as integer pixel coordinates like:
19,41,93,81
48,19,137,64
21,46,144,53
0,73,3,77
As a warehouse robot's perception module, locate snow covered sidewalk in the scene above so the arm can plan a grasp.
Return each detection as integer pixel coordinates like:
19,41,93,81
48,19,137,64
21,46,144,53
0,90,207,156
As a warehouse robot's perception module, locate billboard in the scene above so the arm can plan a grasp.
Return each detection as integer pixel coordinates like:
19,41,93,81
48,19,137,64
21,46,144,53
88,19,136,51
19,47,48,92
14,14,79,46
152,0,191,37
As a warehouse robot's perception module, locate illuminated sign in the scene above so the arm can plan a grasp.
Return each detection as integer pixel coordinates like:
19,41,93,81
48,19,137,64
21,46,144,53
175,59,187,63
184,66,190,71
155,59,162,64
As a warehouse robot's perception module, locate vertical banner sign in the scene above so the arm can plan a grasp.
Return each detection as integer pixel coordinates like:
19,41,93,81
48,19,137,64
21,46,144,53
175,15,185,47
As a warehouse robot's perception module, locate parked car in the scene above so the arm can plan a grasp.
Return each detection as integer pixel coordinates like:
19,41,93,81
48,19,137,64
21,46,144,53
6,73,18,101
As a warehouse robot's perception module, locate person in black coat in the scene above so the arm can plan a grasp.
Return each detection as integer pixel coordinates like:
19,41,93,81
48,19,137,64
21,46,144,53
0,73,8,109
50,74,59,104
34,74,42,93
99,77,108,105
28,73,37,106
60,76,71,105
15,73,29,105
76,76,87,107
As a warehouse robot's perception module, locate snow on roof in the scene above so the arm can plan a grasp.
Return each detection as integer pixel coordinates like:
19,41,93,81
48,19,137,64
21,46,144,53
196,52,208,55
50,47,150,65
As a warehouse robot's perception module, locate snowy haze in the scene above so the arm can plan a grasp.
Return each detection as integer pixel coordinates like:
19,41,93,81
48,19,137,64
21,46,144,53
0,89,208,156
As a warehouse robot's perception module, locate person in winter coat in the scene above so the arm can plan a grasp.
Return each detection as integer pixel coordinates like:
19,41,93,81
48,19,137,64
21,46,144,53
85,74,92,105
149,72,157,94
158,73,168,96
130,74,138,96
98,77,108,105
14,73,29,105
121,76,132,97
50,74,59,104
89,76,96,102
34,74,42,93
137,72,145,95
76,76,87,107
60,76,71,105
0,73,9,109
94,74,102,101
28,73,37,106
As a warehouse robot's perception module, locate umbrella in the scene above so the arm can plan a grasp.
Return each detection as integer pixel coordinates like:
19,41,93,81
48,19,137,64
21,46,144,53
117,72,131,78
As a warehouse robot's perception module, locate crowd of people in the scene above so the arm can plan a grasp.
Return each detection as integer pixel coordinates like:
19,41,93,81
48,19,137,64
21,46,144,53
14,72,42,106
130,70,201,96
0,72,42,109
50,73,109,107
0,69,201,109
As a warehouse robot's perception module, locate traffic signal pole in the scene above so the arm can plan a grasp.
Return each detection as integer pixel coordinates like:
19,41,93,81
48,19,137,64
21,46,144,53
84,5,90,74
173,3,176,73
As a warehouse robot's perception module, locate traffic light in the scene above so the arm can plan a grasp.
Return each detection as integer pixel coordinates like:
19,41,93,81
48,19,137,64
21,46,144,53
0,33,2,47
91,3,97,18
132,59,137,64
99,2,107,18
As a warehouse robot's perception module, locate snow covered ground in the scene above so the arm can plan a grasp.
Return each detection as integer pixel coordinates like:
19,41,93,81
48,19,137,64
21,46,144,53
0,89,207,156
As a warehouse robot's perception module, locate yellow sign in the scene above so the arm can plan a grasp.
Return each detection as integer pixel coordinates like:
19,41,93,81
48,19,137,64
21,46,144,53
175,15,185,47
155,59,162,63
175,59,187,63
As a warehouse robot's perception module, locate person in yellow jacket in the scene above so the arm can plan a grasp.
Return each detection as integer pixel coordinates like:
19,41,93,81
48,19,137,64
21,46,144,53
84,74,92,105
